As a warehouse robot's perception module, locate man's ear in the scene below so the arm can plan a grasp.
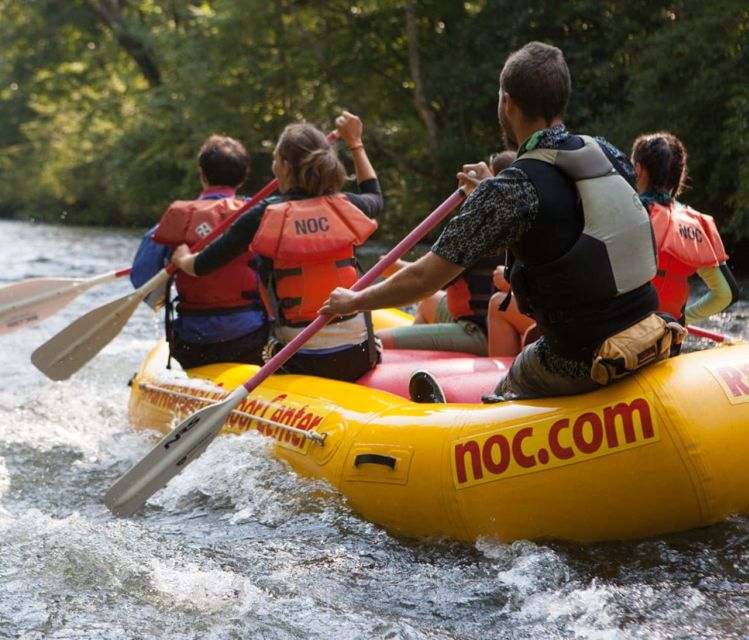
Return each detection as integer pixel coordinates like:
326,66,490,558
502,91,516,116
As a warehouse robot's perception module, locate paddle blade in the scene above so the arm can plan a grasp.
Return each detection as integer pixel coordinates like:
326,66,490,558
1,268,131,335
31,292,142,380
0,278,86,335
103,396,237,517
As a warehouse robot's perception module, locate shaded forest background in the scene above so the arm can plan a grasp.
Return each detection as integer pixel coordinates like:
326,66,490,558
1,0,748,263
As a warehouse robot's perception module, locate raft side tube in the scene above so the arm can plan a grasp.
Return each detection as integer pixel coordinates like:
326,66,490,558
127,340,749,543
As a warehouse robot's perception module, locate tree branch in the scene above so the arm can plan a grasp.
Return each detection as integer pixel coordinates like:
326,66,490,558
405,0,439,149
284,0,434,178
82,0,162,87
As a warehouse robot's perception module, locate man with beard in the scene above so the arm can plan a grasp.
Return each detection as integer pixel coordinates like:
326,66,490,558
321,41,661,401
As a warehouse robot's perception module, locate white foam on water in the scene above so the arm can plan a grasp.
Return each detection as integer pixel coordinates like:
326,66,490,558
0,458,11,520
475,538,634,638
518,583,624,639
3,380,131,457
0,508,271,637
478,538,570,594
150,558,264,613
148,430,335,530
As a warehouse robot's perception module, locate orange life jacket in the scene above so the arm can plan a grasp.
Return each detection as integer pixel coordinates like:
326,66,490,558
446,255,503,324
250,194,378,325
648,202,728,319
153,197,261,311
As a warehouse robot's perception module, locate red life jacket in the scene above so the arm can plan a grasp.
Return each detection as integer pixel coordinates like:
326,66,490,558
648,202,728,319
153,197,261,311
446,255,503,324
250,194,378,325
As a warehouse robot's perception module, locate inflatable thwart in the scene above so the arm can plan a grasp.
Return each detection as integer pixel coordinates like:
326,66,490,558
127,310,749,543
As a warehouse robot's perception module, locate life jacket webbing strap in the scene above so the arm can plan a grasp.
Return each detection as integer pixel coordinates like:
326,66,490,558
280,297,302,309
363,310,379,366
177,302,265,316
274,266,302,278
265,270,285,325
498,250,514,312
282,313,358,328
273,258,357,280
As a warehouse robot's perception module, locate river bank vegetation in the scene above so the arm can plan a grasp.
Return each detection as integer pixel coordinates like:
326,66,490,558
0,1,747,258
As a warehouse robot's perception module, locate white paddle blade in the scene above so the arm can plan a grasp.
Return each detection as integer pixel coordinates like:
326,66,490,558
31,292,142,380
103,398,235,517
30,269,170,380
0,278,86,334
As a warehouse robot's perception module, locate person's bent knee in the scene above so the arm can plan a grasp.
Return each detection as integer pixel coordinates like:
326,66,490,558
376,328,397,349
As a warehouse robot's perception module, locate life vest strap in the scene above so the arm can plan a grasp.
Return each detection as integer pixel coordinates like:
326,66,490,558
274,258,357,280
176,302,265,317
282,312,359,328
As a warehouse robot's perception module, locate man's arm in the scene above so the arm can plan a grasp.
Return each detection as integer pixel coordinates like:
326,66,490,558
320,251,464,315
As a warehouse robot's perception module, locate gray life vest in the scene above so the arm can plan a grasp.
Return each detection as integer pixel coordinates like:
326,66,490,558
519,135,656,298
508,135,658,358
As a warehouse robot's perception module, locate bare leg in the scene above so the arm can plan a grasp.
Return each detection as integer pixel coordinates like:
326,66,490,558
414,290,446,324
488,314,521,356
487,291,536,357
377,328,397,349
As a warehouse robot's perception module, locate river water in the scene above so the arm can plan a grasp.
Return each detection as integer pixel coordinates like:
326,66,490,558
1,218,748,640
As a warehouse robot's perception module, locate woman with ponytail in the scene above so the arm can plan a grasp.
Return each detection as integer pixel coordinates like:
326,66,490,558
631,132,739,325
172,112,384,381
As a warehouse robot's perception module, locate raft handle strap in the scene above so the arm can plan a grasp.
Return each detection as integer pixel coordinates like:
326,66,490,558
354,453,396,469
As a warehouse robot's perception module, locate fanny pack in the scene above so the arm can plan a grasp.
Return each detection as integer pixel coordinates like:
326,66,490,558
590,314,687,385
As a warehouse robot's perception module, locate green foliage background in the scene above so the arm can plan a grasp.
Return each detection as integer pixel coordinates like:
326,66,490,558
1,0,747,250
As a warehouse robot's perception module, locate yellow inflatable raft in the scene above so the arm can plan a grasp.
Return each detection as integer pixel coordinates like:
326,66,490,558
128,336,749,543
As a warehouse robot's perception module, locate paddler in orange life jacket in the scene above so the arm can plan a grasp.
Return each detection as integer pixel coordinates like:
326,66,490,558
129,134,269,369
631,132,739,325
171,112,384,382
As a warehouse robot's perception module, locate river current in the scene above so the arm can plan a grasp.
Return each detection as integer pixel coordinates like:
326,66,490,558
1,218,748,640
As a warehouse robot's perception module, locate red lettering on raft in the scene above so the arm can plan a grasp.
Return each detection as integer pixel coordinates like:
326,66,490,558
453,396,658,487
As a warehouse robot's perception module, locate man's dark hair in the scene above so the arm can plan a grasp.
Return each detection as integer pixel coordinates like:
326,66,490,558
499,41,571,121
198,135,249,187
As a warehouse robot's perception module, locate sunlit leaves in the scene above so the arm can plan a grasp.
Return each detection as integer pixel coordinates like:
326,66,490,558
0,0,746,241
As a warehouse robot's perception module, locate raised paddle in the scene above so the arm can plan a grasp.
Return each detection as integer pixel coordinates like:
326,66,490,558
103,186,468,517
31,134,340,381
0,268,132,335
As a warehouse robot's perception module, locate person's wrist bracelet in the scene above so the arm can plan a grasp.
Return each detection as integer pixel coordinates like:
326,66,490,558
347,143,364,151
